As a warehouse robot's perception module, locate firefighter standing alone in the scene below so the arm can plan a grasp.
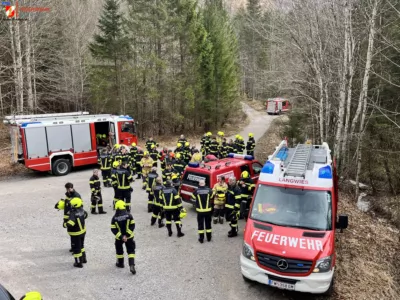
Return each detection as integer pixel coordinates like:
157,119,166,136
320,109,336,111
161,180,185,237
89,169,107,214
192,180,214,243
111,200,136,275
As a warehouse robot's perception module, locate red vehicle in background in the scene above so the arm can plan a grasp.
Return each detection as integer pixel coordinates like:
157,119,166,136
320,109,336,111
266,98,290,115
241,140,348,295
3,111,138,176
180,154,263,204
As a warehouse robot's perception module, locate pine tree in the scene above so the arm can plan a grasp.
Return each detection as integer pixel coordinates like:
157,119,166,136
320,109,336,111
89,0,127,113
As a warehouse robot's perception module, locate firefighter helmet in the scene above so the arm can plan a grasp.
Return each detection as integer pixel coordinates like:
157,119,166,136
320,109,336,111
241,170,250,179
235,134,240,139
144,151,149,156
177,143,182,147
151,144,156,149
131,142,136,147
176,153,182,159
206,132,212,136
185,142,189,147
20,291,42,300
249,133,254,137
113,161,120,168
179,208,187,219
115,144,120,148
70,197,83,208
171,174,178,180
115,200,126,210
54,199,65,210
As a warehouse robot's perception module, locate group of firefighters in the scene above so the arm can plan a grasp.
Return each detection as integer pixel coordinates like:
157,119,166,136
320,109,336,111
53,131,257,276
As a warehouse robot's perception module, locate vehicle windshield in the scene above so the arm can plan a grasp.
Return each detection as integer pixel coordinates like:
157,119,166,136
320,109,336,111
251,184,332,231
121,122,136,134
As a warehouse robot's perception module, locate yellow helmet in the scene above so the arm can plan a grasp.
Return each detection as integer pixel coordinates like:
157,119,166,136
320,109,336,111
218,131,224,136
241,171,250,179
102,134,106,138
115,200,126,210
238,135,243,140
115,144,120,149
70,197,83,208
55,199,65,210
177,143,182,147
176,153,181,159
235,134,240,139
21,291,42,300
151,144,156,149
206,132,212,136
113,161,120,168
131,142,136,147
249,133,254,137
179,208,187,219
171,174,178,180
185,142,189,147
144,151,149,156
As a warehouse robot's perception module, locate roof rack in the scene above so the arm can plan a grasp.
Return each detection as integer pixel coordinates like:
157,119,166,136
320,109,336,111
284,143,312,178
4,111,89,120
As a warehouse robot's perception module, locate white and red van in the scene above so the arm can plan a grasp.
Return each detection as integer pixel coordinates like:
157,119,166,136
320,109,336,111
266,98,290,115
240,140,348,295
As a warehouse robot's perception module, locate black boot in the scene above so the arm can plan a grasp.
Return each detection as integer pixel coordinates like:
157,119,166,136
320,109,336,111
129,258,136,274
74,257,83,268
99,206,107,214
69,248,73,253
148,204,153,213
116,258,124,268
206,232,212,242
81,252,87,264
213,218,218,224
176,224,185,238
136,174,141,179
198,238,204,243
158,221,165,228
167,225,173,237
228,230,238,238
213,209,219,224
91,208,98,215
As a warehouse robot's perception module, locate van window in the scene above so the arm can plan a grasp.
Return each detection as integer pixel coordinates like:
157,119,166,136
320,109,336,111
252,162,263,175
282,101,287,106
182,171,210,188
240,164,250,174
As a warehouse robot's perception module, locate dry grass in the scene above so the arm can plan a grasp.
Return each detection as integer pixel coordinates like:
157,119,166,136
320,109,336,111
245,99,267,112
253,116,400,300
369,195,400,229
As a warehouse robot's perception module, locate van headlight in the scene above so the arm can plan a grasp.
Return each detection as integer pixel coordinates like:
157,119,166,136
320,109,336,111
313,256,332,273
242,242,255,261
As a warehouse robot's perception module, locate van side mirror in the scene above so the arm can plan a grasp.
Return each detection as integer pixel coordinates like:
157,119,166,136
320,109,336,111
336,215,348,233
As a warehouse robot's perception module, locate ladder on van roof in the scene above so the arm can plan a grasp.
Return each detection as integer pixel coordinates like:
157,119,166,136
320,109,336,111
284,143,312,178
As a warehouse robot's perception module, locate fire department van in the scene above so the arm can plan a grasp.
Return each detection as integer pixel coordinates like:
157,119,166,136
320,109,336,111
180,154,263,203
3,111,138,176
266,98,290,115
240,140,348,295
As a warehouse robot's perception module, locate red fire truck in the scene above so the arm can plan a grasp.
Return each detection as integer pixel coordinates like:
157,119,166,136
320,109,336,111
241,140,348,295
266,98,290,115
3,112,138,176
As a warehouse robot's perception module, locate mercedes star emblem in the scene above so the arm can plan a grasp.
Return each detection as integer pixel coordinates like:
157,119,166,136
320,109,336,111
277,259,289,270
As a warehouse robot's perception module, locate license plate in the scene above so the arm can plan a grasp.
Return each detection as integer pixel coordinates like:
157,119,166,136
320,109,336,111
268,279,295,290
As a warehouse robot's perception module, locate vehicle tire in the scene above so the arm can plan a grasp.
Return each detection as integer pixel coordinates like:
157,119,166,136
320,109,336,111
52,159,71,176
242,275,252,283
323,277,335,296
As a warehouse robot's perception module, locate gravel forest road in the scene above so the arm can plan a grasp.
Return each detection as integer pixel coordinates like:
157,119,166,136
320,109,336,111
0,106,306,300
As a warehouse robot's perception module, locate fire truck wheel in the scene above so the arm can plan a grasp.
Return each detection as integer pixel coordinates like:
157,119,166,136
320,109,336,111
52,159,71,176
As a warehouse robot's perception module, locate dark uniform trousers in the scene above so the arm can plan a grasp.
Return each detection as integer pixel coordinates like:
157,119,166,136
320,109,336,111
164,209,182,234
135,162,142,178
197,212,212,241
91,193,104,213
151,205,165,226
115,238,136,266
116,189,132,212
71,233,86,260
101,169,112,186
225,208,238,232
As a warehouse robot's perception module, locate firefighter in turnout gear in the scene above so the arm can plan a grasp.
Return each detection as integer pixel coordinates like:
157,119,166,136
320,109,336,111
178,134,186,145
204,132,212,155
111,144,122,164
200,133,207,155
66,197,88,268
209,136,219,156
173,153,185,176
89,169,107,214
233,135,240,153
150,144,161,168
225,177,242,237
191,149,202,163
146,167,158,213
175,143,185,159
111,200,136,275
112,161,134,212
129,142,138,175
98,149,112,187
146,137,157,152
120,147,130,166
160,147,168,171
111,161,120,210
236,136,246,154
183,142,192,165
246,133,256,156
239,171,255,219
227,139,235,154
62,182,81,252
162,164,175,184
151,177,165,228
161,180,185,237
135,147,144,179
140,152,154,188
212,176,228,224
216,131,224,146
171,173,181,193
219,138,228,158
192,180,214,243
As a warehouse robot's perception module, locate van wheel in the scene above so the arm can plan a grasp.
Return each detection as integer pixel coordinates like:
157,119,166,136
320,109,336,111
323,277,335,296
52,159,71,176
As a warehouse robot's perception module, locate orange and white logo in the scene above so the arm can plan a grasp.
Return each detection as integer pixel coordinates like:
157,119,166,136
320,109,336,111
5,5,15,18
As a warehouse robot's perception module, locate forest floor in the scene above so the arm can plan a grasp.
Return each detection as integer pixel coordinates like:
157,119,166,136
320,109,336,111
255,116,400,300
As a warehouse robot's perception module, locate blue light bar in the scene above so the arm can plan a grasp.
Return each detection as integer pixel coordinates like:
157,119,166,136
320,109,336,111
227,153,254,160
188,162,199,168
318,165,332,179
261,161,275,174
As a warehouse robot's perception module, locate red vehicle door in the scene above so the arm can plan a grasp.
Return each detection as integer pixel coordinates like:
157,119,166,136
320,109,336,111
117,121,137,146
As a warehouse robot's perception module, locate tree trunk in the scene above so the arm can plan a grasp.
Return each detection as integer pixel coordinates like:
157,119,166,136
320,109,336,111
9,21,18,112
14,21,24,112
355,0,378,199
24,21,34,112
